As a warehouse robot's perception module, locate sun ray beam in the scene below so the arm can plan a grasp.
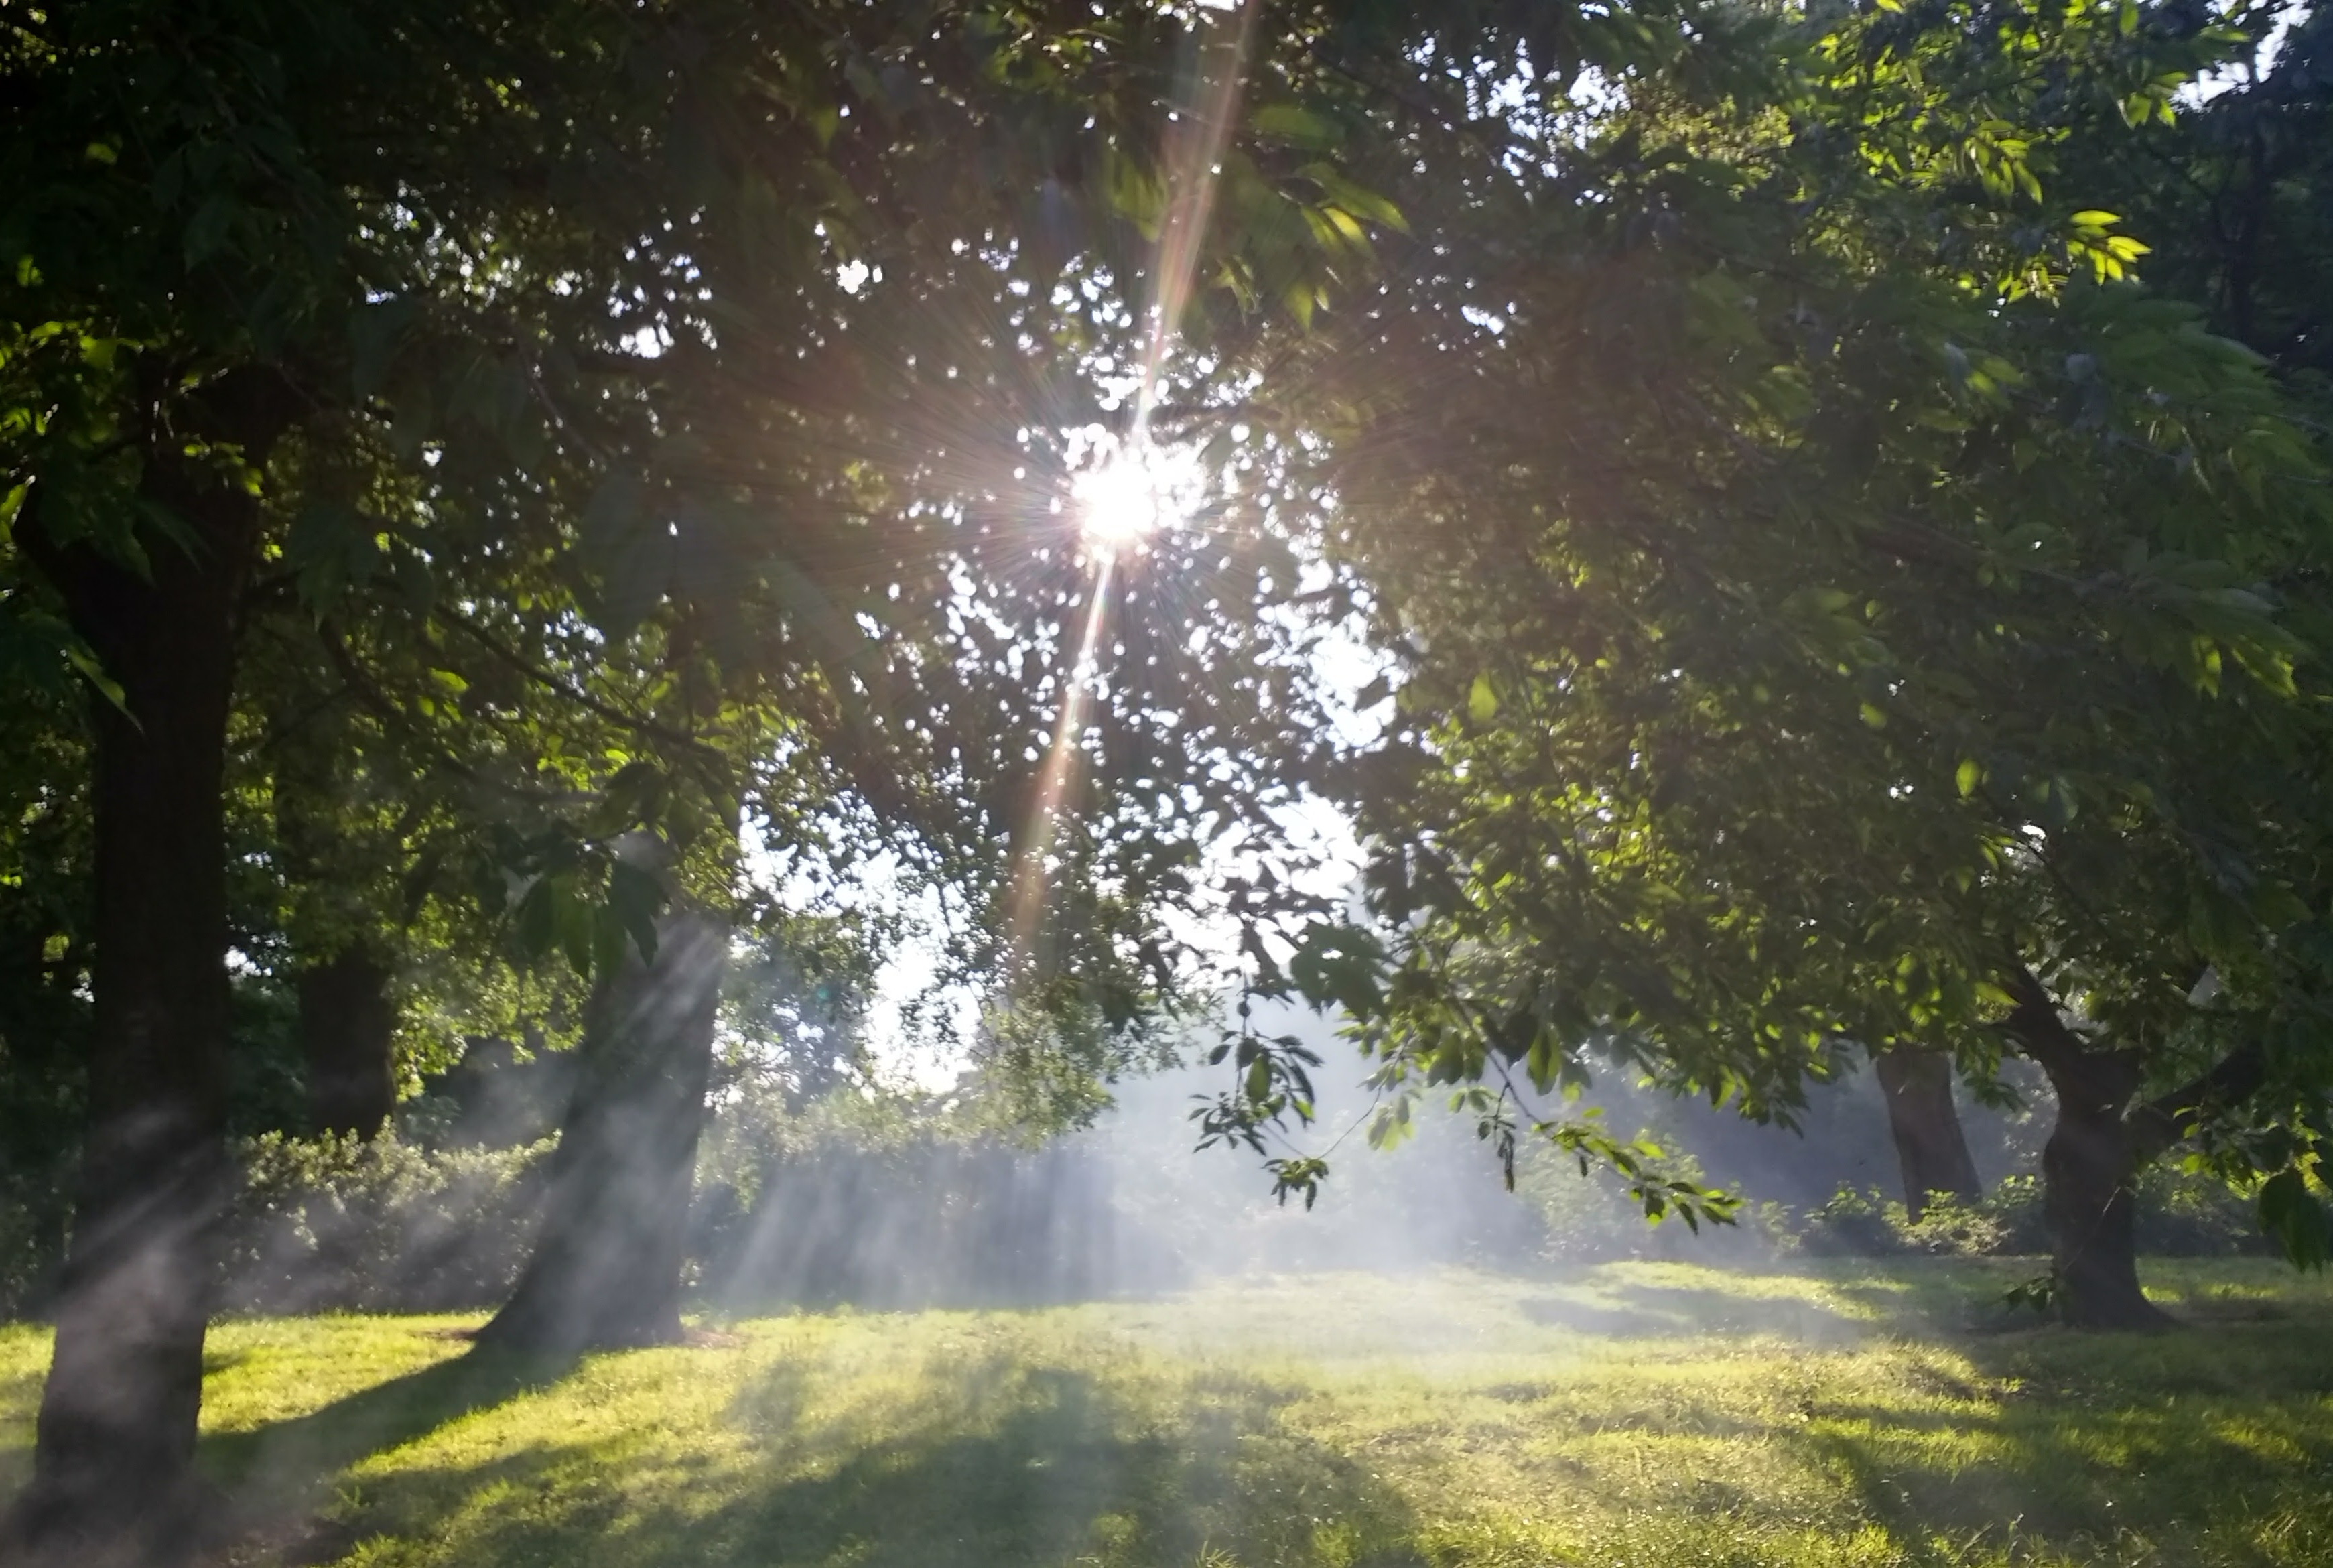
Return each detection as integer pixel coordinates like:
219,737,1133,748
1002,553,1118,966
1000,0,1259,987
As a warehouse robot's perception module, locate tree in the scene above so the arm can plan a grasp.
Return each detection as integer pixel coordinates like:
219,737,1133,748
476,838,728,1351
1225,0,2333,1325
0,4,672,1544
1873,1049,1983,1220
259,647,425,1141
2098,0,2333,386
1,0,1388,1549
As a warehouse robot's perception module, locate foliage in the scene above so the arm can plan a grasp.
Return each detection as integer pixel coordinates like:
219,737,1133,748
0,0,1415,1232
1790,1164,2281,1260
1514,1130,1780,1263
2092,0,2333,393
0,667,88,1321
1201,0,2333,1266
221,1133,554,1315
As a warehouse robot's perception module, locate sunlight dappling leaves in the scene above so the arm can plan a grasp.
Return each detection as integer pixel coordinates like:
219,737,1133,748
5,0,2333,1558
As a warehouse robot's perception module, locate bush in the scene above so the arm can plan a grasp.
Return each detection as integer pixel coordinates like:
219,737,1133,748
1786,1166,2269,1260
220,1132,553,1313
2133,1161,2279,1257
0,1181,62,1318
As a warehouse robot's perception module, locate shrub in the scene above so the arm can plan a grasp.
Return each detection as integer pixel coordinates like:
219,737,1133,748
2133,1161,2278,1257
220,1132,553,1313
1787,1167,2267,1260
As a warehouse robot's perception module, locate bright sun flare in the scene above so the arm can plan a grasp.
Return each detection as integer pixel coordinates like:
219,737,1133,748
1071,448,1177,549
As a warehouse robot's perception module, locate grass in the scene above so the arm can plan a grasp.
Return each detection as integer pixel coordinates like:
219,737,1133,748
3,1258,2332,1567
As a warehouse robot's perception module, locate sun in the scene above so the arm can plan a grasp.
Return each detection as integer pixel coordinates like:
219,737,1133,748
1071,442,1183,551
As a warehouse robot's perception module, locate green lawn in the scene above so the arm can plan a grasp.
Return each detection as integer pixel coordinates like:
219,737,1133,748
3,1260,2332,1567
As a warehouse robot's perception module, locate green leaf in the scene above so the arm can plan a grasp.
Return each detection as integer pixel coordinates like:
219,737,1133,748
1301,164,1408,234
1468,673,1499,723
1288,923,1384,1017
183,193,237,265
1250,103,1341,149
64,644,130,718
1956,758,1983,797
555,877,598,979
515,874,561,960
2257,1169,2331,1270
580,471,647,562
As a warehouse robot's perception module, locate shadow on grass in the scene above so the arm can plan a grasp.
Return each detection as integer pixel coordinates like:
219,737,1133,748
200,1342,578,1555
1518,1260,2101,1344
1788,1315,2333,1557
248,1357,1426,1568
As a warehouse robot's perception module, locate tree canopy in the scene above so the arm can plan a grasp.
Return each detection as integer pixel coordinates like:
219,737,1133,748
1211,0,2333,1327
0,0,1395,1552
5,0,2333,1557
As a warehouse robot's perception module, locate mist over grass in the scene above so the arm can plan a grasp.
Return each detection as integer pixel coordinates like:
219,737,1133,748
113,1002,2270,1330
3,1260,2329,1567
10,1002,2299,1565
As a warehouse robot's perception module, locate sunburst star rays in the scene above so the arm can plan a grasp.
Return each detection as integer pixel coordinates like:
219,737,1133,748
1000,0,1260,990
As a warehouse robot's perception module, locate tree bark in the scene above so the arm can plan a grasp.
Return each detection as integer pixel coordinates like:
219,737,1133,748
2002,970,2174,1331
8,464,260,1562
1873,1047,1983,1220
298,948,398,1140
476,864,725,1354
2032,1044,2168,1328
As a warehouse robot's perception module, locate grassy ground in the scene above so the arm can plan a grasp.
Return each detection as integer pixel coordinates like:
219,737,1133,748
3,1258,2331,1567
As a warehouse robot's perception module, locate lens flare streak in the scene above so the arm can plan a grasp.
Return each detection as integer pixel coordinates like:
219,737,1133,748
1002,553,1118,964
1002,0,1258,980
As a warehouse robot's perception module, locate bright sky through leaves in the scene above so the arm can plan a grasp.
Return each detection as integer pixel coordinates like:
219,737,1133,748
1073,448,1172,551
996,0,1262,995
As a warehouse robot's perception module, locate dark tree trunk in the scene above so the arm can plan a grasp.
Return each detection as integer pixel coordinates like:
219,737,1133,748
2031,1045,2169,1329
2002,971,2174,1331
476,881,726,1354
299,948,398,1139
8,467,260,1562
1873,1047,1983,1220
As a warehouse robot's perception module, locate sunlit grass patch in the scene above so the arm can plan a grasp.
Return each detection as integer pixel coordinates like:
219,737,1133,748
2,1260,2331,1566
0,1321,50,1494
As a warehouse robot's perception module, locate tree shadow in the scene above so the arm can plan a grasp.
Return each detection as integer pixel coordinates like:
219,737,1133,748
199,1342,578,1553
239,1355,1426,1568
1780,1317,2333,1556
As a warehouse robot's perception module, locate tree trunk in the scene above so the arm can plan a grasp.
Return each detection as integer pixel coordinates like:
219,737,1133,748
298,948,398,1140
476,878,726,1354
8,470,258,1562
2030,1045,2171,1329
1873,1047,1982,1220
2002,970,2174,1331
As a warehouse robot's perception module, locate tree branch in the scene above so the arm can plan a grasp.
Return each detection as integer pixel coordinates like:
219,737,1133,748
1998,963,2088,1073
437,610,724,763
2004,963,2273,1165
2129,1035,2272,1166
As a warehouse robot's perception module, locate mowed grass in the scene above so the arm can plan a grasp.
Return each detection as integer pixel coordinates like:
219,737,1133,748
2,1259,2332,1567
